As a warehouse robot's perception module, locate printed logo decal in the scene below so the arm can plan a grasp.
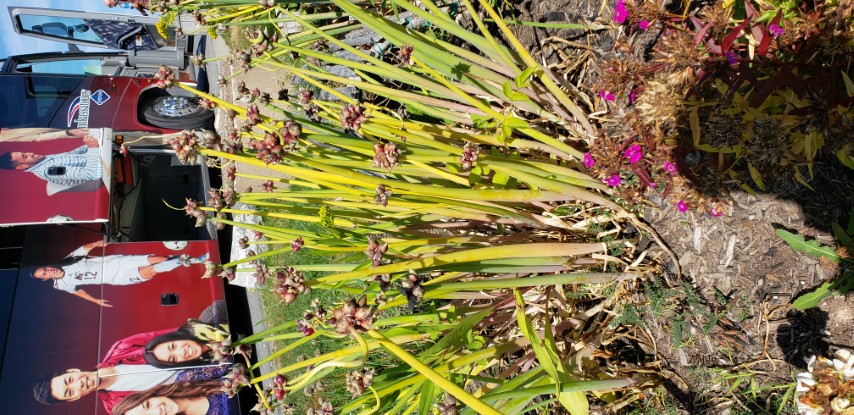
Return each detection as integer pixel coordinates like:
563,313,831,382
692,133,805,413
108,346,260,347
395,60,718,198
66,90,92,128
66,96,81,127
91,89,110,106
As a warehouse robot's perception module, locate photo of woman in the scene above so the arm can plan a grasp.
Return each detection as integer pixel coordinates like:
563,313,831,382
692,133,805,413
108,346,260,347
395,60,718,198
111,380,229,415
143,319,230,368
99,300,229,368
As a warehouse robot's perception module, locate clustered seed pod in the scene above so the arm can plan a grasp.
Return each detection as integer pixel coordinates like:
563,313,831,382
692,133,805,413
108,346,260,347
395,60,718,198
209,187,225,211
460,143,480,170
305,298,327,321
374,184,392,207
219,266,236,282
217,75,228,89
202,260,221,279
220,129,241,154
291,236,304,253
192,11,206,26
303,380,325,398
252,262,269,287
243,104,261,128
190,53,205,68
299,89,313,105
235,80,252,103
373,142,401,171
329,296,375,334
399,269,425,307
207,335,235,364
199,98,217,110
154,65,175,89
252,134,283,164
207,185,234,231
345,368,375,398
168,130,200,164
233,49,251,72
436,395,459,415
249,401,269,415
373,274,392,292
341,104,367,131
257,91,270,106
279,120,302,149
261,180,275,193
273,267,308,304
223,162,237,183
365,237,388,267
222,364,249,397
397,44,414,66
374,292,388,306
270,373,288,401
258,0,275,8
183,198,208,227
296,319,314,336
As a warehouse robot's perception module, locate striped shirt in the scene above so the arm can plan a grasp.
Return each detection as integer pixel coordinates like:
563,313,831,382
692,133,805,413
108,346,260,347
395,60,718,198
26,145,102,186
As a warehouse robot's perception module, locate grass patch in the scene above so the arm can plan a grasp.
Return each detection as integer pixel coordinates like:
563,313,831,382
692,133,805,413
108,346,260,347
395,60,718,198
257,216,350,412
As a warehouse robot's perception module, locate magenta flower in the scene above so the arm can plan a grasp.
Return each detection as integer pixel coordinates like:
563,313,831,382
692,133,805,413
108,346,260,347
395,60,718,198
638,20,649,30
710,207,724,217
677,200,688,212
613,0,628,24
623,144,643,164
725,51,738,65
583,153,595,169
769,23,784,37
599,90,615,102
628,89,637,104
663,161,677,174
604,174,621,187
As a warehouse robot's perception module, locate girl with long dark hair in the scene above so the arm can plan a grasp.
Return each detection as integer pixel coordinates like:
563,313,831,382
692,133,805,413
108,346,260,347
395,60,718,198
111,380,227,415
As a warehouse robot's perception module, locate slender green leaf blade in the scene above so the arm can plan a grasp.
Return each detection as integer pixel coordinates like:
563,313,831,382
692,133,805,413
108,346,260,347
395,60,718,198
792,282,832,310
775,229,841,262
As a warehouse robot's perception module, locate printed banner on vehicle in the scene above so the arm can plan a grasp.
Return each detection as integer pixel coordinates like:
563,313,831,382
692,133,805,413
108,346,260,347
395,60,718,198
0,127,112,225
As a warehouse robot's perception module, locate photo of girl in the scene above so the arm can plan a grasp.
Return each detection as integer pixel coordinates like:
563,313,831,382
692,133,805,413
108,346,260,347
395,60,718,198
111,380,229,415
101,300,230,368
143,319,231,368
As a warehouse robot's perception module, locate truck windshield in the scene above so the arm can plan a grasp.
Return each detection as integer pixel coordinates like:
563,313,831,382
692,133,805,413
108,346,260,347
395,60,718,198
0,76,84,128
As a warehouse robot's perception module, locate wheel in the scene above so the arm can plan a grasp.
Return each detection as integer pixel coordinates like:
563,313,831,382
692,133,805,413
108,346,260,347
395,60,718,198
140,95,214,129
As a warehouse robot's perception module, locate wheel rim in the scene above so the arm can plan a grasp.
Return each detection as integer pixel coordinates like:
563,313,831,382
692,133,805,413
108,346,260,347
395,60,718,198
153,96,197,118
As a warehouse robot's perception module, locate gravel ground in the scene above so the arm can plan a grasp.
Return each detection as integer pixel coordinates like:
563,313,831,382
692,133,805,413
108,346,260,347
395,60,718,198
209,34,289,387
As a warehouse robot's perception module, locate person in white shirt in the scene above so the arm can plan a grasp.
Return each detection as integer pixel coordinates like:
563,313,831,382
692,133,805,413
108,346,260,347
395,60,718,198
30,240,208,307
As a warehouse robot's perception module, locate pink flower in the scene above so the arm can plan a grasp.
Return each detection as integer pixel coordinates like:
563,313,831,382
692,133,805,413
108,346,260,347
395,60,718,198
599,90,615,102
677,200,688,212
726,51,738,65
583,153,595,169
769,23,784,37
291,236,304,252
623,144,642,164
663,161,677,174
638,20,649,30
710,207,724,217
604,174,621,187
614,0,628,24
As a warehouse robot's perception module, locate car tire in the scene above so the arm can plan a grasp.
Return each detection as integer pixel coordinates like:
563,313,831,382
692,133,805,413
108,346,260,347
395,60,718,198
140,95,214,130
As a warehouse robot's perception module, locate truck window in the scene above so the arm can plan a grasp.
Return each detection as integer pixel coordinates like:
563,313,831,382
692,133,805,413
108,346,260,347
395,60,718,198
0,76,84,128
14,58,114,76
17,15,104,46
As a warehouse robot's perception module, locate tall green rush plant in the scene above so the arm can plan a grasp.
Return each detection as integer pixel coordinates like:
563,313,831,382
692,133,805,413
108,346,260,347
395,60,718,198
151,0,668,413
